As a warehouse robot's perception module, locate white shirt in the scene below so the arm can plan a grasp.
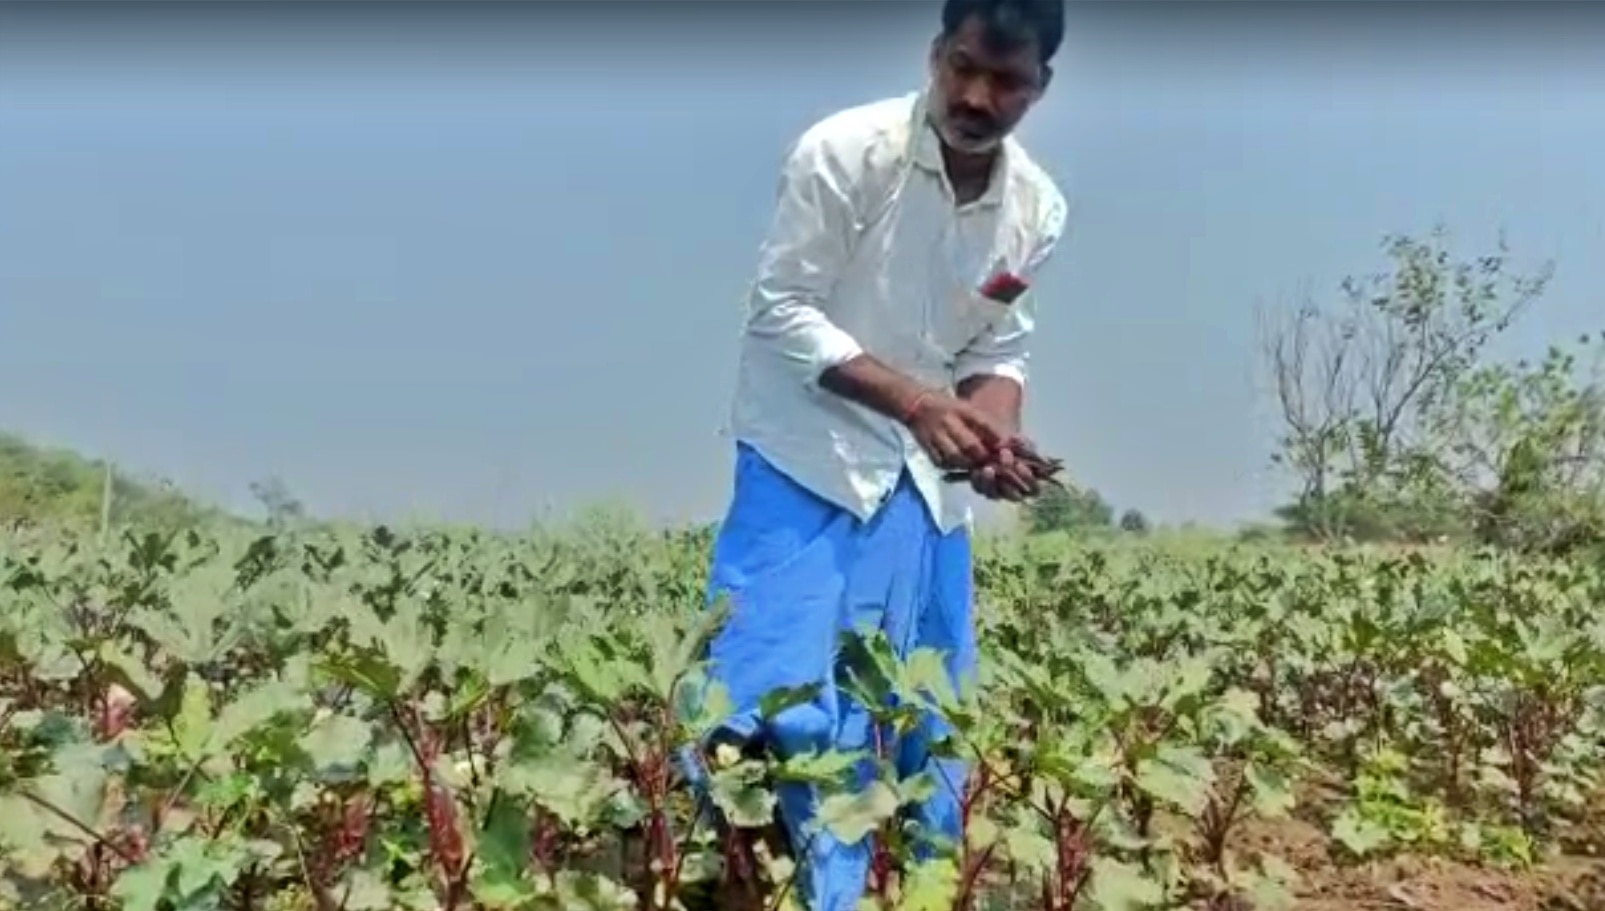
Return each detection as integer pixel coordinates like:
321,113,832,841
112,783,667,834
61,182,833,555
728,90,1069,535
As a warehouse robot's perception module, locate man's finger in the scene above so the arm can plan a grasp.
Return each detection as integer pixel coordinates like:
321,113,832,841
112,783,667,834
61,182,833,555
1002,474,1034,500
915,428,955,469
983,466,1009,499
970,465,1000,498
957,404,1005,449
991,465,1025,500
930,431,966,470
947,424,991,467
1013,463,1041,496
999,463,1038,500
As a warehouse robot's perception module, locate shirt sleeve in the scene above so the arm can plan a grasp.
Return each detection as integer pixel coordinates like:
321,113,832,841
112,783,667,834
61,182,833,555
742,127,866,388
953,193,1068,388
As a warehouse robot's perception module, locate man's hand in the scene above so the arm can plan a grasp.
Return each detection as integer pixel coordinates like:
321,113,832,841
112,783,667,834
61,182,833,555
968,445,1042,502
815,355,1032,480
952,373,1036,500
819,355,1008,472
901,391,1007,472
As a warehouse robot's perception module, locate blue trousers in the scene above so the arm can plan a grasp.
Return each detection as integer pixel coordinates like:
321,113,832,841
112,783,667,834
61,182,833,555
682,443,977,911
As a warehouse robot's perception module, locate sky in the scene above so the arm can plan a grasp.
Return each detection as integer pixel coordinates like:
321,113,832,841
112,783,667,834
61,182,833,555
1,1,1602,531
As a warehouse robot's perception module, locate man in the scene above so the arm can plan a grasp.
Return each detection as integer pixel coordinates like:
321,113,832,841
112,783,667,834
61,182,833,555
688,1,1067,908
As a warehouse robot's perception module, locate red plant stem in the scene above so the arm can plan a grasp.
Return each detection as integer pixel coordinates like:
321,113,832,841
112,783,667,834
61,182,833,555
531,808,558,881
642,785,667,904
956,841,999,911
660,699,708,902
1050,794,1104,911
865,722,893,902
645,768,673,909
721,823,764,904
953,761,994,909
335,792,373,867
1204,776,1246,874
642,722,677,908
602,712,673,907
398,705,467,906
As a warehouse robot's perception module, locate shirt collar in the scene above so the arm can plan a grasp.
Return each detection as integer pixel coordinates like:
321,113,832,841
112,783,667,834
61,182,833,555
908,88,1012,210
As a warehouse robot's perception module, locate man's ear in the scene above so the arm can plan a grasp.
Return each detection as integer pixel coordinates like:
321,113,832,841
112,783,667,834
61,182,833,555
1038,63,1055,95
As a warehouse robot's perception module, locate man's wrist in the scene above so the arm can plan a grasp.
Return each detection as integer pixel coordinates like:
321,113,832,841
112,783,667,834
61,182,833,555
820,355,936,426
898,388,936,426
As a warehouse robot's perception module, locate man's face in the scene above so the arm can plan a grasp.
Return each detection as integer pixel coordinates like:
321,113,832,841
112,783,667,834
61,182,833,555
927,15,1050,155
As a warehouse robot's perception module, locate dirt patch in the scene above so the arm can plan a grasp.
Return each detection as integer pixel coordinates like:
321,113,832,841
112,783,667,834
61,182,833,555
1229,813,1605,911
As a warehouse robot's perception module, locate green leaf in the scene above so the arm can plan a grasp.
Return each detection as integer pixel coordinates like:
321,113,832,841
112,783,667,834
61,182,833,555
28,641,85,683
0,794,55,878
965,815,1000,852
776,748,864,787
1441,628,1469,665
895,770,941,807
1161,656,1214,711
97,642,165,703
1205,687,1262,745
555,869,638,911
213,678,308,747
897,857,959,911
109,859,173,911
759,683,824,721
709,761,779,828
111,834,258,911
315,650,402,700
471,800,536,909
478,799,531,875
26,744,113,851
645,612,693,698
1061,748,1123,795
1246,854,1299,911
301,710,372,775
1245,761,1296,818
170,673,217,759
1134,744,1214,815
674,671,736,740
558,637,627,704
498,746,620,828
366,740,414,788
816,780,900,845
1002,823,1057,875
1079,651,1130,707
1331,808,1390,857
900,648,960,711
342,868,397,911
168,835,234,898
1086,857,1165,911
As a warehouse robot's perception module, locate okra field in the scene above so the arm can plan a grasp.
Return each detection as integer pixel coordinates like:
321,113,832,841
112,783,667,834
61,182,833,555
4,520,1605,911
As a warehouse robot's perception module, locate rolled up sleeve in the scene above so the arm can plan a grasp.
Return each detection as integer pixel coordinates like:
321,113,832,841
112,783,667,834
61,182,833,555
953,195,1067,388
743,129,865,387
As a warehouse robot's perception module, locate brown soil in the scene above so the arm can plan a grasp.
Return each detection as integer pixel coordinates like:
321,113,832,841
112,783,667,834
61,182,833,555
1230,812,1605,911
679,779,1605,910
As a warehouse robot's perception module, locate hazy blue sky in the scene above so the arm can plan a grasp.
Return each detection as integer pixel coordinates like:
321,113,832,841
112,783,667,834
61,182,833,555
2,2,1601,530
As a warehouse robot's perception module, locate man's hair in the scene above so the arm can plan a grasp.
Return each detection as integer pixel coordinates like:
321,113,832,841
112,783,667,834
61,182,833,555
940,0,1065,65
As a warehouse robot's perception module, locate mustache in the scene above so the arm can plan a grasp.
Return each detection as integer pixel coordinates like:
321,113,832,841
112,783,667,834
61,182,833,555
947,106,999,132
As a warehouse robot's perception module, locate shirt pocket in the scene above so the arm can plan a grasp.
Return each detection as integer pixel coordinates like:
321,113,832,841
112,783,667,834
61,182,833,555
930,277,1016,358
925,221,1027,360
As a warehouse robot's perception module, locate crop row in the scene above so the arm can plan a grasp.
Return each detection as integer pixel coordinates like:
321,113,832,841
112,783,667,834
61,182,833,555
2,523,1603,910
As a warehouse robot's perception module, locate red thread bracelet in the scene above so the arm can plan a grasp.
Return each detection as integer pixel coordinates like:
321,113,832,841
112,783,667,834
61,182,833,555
900,390,932,425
